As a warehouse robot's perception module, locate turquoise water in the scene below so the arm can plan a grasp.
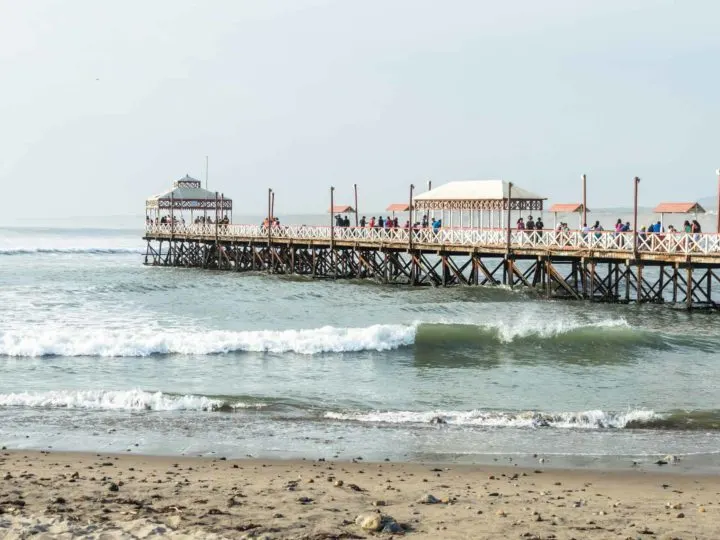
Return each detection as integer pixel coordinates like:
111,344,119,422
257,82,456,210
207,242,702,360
1,226,719,470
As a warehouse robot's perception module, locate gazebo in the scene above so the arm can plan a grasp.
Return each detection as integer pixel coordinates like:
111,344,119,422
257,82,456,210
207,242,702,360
653,202,705,228
412,180,545,228
548,203,589,229
386,203,411,219
146,175,233,223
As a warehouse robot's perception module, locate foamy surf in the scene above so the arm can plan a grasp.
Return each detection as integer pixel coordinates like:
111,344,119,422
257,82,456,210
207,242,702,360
416,318,633,345
325,408,661,429
0,318,659,357
0,324,417,357
0,389,263,412
0,247,142,255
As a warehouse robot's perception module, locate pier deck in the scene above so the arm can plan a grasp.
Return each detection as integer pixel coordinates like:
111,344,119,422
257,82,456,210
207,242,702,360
144,224,720,308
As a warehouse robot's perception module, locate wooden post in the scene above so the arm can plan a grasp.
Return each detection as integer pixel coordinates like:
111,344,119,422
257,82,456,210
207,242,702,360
716,169,720,233
505,182,513,254
582,174,587,227
271,191,275,221
330,186,335,248
267,189,272,269
409,184,415,251
633,176,640,259
354,183,359,227
686,266,693,309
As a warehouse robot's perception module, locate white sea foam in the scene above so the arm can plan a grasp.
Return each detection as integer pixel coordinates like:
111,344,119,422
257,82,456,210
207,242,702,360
0,389,261,411
325,408,660,429
0,324,418,357
422,317,631,344
490,318,630,343
0,317,639,358
0,247,142,255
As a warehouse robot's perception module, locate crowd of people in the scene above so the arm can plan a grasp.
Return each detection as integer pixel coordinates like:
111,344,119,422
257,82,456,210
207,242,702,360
337,214,442,231
146,215,230,226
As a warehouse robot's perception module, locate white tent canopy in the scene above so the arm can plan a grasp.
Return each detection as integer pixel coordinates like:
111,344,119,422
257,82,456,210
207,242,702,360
413,180,544,211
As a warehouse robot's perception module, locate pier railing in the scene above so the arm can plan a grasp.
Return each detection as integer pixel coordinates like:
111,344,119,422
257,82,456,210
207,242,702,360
145,223,720,256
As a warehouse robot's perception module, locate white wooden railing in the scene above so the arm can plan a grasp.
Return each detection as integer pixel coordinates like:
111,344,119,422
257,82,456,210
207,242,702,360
145,223,720,256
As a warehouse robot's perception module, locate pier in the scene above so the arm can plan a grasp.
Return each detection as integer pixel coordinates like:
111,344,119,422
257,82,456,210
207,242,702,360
144,176,720,308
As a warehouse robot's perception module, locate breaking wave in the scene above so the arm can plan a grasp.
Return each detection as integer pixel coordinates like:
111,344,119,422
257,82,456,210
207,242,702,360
415,319,635,346
325,409,662,429
0,389,264,412
0,324,416,357
0,318,700,358
0,247,142,255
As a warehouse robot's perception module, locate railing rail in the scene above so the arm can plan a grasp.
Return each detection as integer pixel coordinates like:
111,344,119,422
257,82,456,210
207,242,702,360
144,223,720,256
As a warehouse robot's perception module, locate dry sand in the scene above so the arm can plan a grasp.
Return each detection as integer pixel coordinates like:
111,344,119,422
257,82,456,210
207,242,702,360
1,450,719,539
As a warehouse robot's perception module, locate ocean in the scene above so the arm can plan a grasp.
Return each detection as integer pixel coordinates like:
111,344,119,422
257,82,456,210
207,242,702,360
1,221,720,472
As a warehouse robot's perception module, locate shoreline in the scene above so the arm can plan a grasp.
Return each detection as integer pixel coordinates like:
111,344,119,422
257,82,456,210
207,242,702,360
2,450,719,539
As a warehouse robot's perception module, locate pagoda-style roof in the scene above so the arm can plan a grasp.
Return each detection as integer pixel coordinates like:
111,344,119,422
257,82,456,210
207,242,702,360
146,175,232,211
653,202,705,214
413,180,545,211
386,203,411,212
548,203,589,213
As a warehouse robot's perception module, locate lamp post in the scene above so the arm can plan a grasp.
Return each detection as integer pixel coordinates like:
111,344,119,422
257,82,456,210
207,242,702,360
633,177,640,258
581,174,587,227
716,169,720,234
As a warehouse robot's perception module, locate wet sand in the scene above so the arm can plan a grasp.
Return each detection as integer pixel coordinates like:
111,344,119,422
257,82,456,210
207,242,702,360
1,450,719,539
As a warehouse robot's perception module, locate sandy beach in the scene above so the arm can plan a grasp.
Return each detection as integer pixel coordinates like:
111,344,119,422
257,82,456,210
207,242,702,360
0,451,718,539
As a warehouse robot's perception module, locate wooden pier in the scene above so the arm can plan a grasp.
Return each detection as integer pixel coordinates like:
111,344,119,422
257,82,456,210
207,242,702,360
144,223,720,308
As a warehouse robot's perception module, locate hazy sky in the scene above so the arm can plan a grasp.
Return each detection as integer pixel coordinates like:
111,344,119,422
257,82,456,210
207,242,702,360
2,0,719,220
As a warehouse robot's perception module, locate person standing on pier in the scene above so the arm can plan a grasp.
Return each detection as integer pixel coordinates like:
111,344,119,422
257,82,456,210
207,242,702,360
516,217,525,230
535,216,544,237
360,216,367,227
526,216,535,230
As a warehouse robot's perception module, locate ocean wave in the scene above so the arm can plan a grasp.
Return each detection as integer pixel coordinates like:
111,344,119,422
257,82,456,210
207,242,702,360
0,247,142,255
0,324,417,357
0,318,679,358
325,409,661,429
0,389,263,412
416,319,634,346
